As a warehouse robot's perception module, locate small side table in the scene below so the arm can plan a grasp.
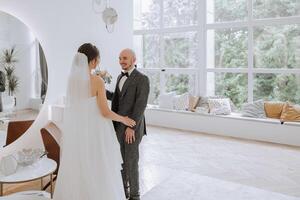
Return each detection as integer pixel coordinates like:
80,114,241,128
0,158,57,198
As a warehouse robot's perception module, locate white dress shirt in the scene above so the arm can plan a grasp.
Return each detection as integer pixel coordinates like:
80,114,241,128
118,66,135,91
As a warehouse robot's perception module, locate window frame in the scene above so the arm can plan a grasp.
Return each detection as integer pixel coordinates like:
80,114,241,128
134,0,300,105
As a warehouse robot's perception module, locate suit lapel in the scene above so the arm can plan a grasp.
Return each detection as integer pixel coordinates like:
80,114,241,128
120,69,138,98
116,74,122,87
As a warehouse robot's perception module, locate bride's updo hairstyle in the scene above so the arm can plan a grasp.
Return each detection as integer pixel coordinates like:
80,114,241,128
78,43,100,63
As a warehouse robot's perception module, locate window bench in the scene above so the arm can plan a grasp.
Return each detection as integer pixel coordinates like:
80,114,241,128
145,107,300,147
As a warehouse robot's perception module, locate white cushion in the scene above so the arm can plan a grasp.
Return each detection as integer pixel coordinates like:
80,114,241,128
173,93,189,110
208,98,231,115
198,96,238,112
158,92,176,109
241,100,266,118
194,106,209,114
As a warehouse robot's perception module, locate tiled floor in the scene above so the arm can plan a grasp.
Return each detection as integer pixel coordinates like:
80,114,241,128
139,126,300,200
2,125,300,199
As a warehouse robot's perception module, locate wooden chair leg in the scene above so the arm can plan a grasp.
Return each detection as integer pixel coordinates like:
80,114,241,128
42,175,57,191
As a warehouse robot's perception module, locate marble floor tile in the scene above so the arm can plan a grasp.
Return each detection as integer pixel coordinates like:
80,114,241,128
142,170,300,200
140,126,300,199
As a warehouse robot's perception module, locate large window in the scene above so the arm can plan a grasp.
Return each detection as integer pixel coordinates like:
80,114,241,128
134,0,300,107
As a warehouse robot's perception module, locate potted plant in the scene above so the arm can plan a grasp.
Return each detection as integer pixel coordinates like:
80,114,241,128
0,71,6,112
2,47,18,65
7,75,19,106
0,47,19,108
5,67,19,96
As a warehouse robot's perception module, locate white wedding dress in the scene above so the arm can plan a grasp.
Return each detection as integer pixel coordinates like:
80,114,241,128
53,53,126,200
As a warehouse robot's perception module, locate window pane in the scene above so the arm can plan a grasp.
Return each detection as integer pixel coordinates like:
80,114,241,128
163,0,198,27
253,0,300,19
164,32,198,68
207,28,248,68
134,35,160,68
134,0,160,29
143,71,160,105
165,73,196,95
254,73,300,104
207,73,248,108
254,24,300,69
207,0,247,23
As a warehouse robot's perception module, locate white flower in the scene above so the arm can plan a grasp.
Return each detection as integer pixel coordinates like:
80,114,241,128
92,69,112,84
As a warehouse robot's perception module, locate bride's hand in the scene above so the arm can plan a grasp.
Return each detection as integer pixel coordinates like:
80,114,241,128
122,116,136,127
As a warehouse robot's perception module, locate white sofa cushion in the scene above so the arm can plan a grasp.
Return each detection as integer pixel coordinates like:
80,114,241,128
208,98,231,115
173,93,189,111
241,100,266,118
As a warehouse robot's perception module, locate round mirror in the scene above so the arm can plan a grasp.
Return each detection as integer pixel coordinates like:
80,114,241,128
0,11,48,148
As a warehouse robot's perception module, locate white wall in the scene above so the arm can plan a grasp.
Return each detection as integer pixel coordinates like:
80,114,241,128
0,11,9,48
0,0,133,158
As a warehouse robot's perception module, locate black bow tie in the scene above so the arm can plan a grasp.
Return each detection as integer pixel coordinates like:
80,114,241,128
121,72,129,78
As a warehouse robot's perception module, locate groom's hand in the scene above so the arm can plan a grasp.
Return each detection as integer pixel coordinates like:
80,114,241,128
125,127,135,144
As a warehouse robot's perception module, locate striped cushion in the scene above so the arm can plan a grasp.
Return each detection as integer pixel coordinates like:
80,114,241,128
241,100,266,118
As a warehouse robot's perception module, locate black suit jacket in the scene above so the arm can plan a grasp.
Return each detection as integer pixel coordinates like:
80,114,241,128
106,69,150,137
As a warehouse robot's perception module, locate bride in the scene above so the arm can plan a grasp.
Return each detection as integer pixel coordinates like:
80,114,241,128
53,43,134,200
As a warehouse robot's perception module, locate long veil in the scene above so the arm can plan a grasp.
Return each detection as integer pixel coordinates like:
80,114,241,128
54,53,125,200
53,53,93,199
65,52,90,104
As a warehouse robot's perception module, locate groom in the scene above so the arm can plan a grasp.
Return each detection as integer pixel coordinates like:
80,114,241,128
106,49,150,200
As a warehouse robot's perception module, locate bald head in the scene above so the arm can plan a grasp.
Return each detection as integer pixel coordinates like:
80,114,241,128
119,48,136,71
121,48,136,59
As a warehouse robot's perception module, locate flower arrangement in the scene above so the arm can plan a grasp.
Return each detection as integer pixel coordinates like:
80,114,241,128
93,68,112,84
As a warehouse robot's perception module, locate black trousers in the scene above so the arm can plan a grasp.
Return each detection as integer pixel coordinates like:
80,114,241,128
116,126,143,200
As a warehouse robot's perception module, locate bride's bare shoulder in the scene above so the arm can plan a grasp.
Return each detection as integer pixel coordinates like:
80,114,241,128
91,75,105,87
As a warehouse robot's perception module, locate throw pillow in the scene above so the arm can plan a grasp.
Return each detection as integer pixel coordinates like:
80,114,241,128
208,98,231,115
241,100,266,118
198,96,238,112
188,95,200,111
264,101,285,119
280,103,300,122
194,107,209,114
173,93,189,111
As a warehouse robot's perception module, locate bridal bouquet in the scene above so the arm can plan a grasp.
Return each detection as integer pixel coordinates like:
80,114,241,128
93,68,112,84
